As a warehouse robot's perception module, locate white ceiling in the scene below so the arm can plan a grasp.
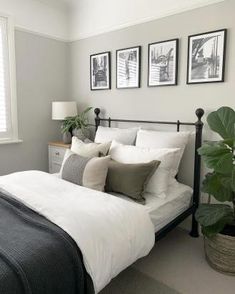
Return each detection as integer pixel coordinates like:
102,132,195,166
35,0,76,8
0,0,69,40
36,0,225,12
69,0,225,40
33,0,70,9
0,0,225,41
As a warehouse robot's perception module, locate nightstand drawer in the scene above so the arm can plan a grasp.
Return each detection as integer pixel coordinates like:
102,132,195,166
49,146,66,163
48,142,71,174
50,162,62,174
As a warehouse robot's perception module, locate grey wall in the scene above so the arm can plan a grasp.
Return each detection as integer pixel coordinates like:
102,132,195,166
68,0,235,230
69,0,235,130
69,0,235,188
1,0,235,179
0,30,69,176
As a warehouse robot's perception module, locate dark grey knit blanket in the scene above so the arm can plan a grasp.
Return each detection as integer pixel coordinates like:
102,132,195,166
0,192,94,294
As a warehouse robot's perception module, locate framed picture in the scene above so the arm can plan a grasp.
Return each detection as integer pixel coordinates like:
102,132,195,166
116,46,141,89
148,39,178,87
90,51,111,90
187,29,227,84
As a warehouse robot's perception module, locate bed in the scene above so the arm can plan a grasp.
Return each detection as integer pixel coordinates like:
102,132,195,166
94,107,204,240
0,108,204,294
114,181,193,233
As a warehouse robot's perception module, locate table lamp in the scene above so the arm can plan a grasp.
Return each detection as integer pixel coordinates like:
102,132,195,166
52,101,77,143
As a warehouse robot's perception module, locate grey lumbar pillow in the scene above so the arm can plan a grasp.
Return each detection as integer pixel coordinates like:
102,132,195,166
61,149,110,191
105,160,160,204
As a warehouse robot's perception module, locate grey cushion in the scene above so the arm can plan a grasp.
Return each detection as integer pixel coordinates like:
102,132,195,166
61,150,110,191
105,160,160,204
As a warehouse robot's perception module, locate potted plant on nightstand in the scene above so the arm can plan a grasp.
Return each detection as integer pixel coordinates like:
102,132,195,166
61,107,93,141
196,106,235,275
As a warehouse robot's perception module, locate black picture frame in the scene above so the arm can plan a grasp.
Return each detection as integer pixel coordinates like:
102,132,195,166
90,51,111,90
187,29,227,84
148,38,179,87
116,46,141,89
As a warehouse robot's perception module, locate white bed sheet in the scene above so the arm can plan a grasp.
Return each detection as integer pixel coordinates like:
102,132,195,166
111,181,193,232
53,173,192,231
53,173,193,232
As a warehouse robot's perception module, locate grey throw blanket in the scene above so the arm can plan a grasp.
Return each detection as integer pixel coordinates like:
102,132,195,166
0,192,94,294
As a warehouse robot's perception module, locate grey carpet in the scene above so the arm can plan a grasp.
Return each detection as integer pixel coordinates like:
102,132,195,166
100,267,180,294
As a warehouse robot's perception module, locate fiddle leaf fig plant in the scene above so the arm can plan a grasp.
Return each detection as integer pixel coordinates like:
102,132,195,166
61,107,92,134
195,107,235,238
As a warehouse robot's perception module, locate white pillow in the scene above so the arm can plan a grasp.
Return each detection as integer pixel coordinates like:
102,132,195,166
136,129,190,175
95,126,138,145
109,141,181,198
71,136,110,157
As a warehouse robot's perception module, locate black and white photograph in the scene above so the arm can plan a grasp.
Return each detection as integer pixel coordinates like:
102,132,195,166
90,51,111,90
116,46,141,89
187,29,227,84
148,39,178,87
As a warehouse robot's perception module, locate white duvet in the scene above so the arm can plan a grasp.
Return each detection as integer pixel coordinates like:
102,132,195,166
0,171,155,293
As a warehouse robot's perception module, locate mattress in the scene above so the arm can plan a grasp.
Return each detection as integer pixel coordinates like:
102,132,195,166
112,181,193,232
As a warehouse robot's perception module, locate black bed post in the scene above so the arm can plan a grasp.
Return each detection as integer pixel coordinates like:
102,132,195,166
190,108,204,238
94,108,101,131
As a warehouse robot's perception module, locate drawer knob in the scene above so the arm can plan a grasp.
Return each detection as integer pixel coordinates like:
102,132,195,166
55,152,60,156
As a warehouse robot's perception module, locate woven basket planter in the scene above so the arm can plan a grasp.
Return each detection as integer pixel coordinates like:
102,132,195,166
204,234,235,275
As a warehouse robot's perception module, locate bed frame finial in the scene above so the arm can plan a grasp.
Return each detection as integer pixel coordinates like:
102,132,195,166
94,108,101,130
195,108,205,122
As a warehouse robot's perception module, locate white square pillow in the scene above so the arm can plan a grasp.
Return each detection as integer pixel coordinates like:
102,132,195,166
109,141,181,198
95,126,138,145
71,136,111,157
136,129,190,176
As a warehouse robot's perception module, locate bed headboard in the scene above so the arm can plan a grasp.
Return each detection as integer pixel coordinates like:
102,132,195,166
94,107,204,237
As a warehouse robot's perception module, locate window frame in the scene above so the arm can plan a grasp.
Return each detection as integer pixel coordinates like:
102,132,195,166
0,13,20,144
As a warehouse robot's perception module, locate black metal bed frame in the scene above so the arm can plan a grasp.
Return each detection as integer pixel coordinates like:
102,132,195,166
94,107,204,240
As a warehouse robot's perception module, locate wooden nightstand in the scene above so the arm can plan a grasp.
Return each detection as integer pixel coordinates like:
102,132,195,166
48,142,71,173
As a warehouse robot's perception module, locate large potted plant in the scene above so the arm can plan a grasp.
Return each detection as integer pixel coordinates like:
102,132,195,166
61,107,92,142
196,106,235,275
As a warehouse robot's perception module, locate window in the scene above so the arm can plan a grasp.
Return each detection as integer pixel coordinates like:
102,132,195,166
0,15,19,143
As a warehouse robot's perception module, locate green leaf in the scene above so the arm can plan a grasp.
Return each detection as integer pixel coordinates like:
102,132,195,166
60,107,92,134
202,220,228,237
202,173,233,202
198,143,233,175
232,166,235,192
195,203,234,227
220,176,232,189
207,106,235,139
223,138,235,149
82,106,93,115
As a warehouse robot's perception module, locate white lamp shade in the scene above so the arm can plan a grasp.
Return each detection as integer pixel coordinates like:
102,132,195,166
52,101,78,120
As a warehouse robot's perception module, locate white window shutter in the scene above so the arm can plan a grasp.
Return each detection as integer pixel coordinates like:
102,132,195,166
0,16,17,140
